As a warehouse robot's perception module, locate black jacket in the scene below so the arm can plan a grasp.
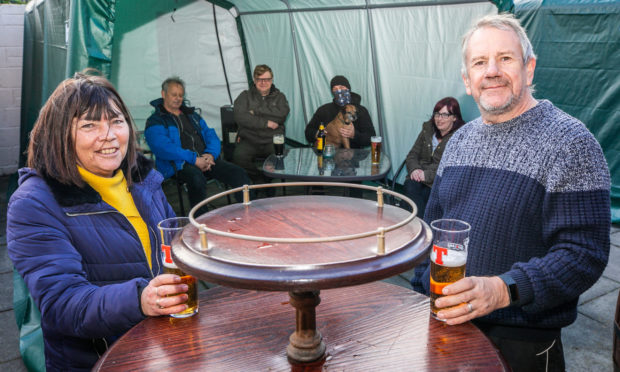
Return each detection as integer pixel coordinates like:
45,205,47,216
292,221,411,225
305,92,376,148
233,85,289,145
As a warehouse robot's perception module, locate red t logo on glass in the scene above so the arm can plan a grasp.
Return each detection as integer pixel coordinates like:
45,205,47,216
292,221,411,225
161,244,173,264
433,245,448,265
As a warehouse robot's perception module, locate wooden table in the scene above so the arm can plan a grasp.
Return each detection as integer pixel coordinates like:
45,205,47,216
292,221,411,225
93,281,508,371
262,147,391,182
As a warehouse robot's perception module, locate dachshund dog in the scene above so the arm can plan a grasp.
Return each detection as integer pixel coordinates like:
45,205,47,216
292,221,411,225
325,104,357,149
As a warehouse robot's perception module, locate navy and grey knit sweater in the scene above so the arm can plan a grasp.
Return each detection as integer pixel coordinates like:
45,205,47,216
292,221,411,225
412,100,610,329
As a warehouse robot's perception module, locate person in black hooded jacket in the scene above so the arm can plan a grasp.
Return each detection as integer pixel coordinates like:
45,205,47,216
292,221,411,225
305,75,376,148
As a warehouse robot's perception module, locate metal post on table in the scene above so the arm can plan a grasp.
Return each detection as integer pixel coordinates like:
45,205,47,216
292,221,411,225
377,227,385,255
376,186,384,208
243,184,251,205
199,224,208,252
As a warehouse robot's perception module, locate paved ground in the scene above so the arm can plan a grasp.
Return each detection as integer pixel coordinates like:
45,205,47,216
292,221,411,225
1,174,618,371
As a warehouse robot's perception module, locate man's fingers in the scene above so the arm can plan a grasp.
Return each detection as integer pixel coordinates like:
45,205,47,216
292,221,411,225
442,276,475,295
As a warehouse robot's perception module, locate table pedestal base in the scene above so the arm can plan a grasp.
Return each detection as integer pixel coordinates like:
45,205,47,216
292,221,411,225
286,290,326,362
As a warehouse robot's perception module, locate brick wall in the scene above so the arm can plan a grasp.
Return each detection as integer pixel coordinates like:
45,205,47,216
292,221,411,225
0,4,25,176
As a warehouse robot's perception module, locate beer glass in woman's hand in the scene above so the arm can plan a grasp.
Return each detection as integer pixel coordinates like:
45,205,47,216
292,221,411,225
158,217,199,318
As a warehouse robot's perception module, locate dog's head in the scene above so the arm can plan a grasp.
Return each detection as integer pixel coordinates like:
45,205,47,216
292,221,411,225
342,104,358,125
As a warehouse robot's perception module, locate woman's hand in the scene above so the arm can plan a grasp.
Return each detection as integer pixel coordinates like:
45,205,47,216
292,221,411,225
410,169,425,182
433,276,510,325
140,274,189,317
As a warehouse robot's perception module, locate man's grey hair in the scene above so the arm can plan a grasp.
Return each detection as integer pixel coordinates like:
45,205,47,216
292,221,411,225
161,76,185,93
461,13,536,75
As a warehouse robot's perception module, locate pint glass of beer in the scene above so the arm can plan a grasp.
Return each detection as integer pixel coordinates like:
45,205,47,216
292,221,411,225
429,219,470,319
370,136,382,164
157,217,199,318
273,134,285,157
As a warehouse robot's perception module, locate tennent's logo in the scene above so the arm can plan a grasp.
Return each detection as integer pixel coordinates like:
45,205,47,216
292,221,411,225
433,245,448,265
161,244,174,264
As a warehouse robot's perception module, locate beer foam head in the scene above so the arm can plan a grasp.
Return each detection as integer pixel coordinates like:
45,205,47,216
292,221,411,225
273,135,285,144
431,248,467,267
163,260,178,269
371,136,382,143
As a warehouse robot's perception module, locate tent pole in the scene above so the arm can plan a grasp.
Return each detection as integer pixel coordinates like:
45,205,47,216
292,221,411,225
365,0,386,151
212,3,234,105
206,0,253,85
238,0,491,16
282,0,309,125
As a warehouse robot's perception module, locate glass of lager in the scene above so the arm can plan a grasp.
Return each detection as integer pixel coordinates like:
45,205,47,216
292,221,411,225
273,134,285,157
157,217,199,318
370,136,382,164
429,218,470,320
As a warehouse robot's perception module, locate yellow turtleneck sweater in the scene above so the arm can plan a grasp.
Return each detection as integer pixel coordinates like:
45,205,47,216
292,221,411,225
78,166,152,269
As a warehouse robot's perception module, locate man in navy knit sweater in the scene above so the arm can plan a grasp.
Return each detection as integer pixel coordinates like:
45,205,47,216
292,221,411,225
411,14,611,371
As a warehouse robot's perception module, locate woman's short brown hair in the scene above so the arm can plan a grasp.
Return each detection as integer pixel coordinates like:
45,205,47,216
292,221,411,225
27,70,138,187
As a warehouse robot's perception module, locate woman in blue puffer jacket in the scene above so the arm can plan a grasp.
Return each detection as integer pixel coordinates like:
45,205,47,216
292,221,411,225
7,72,190,371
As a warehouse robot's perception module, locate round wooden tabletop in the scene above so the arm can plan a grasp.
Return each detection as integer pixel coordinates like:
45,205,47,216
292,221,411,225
93,282,508,371
173,195,432,291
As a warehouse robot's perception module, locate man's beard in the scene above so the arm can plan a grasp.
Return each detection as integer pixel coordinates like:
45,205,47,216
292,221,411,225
479,79,524,115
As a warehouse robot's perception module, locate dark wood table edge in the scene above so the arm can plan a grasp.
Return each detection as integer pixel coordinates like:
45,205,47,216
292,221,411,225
172,216,432,292
92,282,510,371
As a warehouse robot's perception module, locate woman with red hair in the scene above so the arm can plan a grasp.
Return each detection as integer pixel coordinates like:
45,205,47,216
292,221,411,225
403,97,465,217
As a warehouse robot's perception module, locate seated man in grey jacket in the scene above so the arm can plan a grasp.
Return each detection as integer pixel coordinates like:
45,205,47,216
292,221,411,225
233,64,290,184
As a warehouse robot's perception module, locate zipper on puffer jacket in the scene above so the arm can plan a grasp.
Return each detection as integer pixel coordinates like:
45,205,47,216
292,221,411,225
65,210,155,278
93,337,109,358
149,224,161,276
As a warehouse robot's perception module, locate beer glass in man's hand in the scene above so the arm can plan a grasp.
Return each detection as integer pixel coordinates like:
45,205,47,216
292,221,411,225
429,219,470,320
158,217,199,318
273,134,285,157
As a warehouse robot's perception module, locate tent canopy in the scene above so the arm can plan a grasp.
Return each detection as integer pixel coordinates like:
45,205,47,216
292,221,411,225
514,0,620,222
19,0,619,222
108,0,494,158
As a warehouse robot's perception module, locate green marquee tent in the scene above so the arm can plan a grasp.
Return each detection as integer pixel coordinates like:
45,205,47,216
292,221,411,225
11,0,620,369
19,0,619,222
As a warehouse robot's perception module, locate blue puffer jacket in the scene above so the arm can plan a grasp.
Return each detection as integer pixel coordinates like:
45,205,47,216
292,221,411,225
7,156,175,371
144,98,222,179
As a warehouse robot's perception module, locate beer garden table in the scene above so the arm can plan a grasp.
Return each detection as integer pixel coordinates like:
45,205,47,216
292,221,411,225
93,281,508,371
93,182,507,371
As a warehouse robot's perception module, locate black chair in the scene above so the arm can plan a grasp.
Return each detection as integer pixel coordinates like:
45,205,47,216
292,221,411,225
170,164,189,216
168,163,232,216
137,131,191,215
221,105,237,162
138,131,230,216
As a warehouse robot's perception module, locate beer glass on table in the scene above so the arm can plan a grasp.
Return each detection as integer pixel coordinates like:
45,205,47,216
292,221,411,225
429,219,470,319
370,136,382,164
157,217,199,318
273,134,285,157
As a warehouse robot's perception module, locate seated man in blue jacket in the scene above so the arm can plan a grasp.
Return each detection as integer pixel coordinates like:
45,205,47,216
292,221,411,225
145,77,250,211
